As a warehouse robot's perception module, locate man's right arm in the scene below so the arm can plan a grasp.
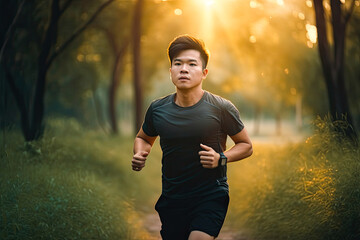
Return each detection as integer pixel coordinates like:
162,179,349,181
132,128,157,171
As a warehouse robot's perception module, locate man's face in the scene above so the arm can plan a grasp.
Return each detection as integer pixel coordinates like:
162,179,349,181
170,49,208,91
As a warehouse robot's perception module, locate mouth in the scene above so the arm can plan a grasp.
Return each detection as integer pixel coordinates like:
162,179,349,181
178,76,190,81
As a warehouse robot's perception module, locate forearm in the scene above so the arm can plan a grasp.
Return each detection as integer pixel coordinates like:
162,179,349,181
224,142,253,163
133,136,153,154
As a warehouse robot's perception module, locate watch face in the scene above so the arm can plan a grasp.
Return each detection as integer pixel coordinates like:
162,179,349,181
219,153,227,166
221,158,226,166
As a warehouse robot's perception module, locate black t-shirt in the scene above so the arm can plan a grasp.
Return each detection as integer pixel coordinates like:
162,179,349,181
142,91,244,199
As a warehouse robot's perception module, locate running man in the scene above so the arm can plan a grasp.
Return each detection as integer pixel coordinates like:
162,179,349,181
132,35,253,240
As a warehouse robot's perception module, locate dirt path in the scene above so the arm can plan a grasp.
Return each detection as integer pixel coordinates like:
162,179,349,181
143,213,247,240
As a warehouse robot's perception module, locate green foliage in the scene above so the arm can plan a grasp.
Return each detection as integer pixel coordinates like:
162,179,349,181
0,119,160,239
2,116,359,239
227,116,360,240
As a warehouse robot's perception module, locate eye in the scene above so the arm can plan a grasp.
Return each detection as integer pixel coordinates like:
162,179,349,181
174,62,181,66
190,63,197,66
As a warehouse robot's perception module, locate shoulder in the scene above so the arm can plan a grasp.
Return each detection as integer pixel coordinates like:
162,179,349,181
203,91,237,111
148,93,174,110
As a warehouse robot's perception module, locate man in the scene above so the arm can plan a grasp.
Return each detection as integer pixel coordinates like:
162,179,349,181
131,35,253,240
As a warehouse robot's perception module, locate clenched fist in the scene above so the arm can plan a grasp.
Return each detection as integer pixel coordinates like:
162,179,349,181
132,151,149,171
199,144,220,169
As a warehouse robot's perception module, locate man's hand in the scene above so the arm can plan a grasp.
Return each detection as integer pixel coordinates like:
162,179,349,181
132,151,149,171
199,144,220,169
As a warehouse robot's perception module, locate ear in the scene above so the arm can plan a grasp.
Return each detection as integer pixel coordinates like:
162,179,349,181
169,67,173,80
202,68,208,79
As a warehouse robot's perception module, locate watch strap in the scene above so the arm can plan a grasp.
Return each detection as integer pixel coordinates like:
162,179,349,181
219,152,227,166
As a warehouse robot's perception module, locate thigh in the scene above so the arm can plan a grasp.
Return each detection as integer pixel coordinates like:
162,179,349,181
188,230,214,240
155,195,191,240
189,194,230,238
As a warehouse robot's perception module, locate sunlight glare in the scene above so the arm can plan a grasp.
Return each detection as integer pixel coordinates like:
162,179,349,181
174,8,182,15
251,18,269,38
250,0,258,8
249,35,257,43
306,0,313,7
195,0,217,43
298,12,305,20
307,41,314,48
276,0,284,6
204,0,215,7
306,24,317,44
323,1,330,10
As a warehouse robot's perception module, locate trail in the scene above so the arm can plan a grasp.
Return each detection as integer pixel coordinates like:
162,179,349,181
140,120,305,239
143,213,248,240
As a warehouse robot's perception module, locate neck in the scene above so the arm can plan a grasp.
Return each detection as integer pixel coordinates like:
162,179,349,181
175,88,204,107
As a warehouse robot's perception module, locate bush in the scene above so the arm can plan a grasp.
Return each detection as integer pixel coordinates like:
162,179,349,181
0,121,157,240
227,116,360,240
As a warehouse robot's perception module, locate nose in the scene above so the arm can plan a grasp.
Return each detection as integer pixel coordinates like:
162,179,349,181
180,64,189,73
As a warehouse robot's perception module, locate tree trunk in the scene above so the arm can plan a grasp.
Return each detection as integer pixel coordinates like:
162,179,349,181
4,0,115,141
29,0,60,140
132,0,144,134
1,0,26,141
109,51,126,134
3,66,30,138
313,0,357,139
105,29,129,134
109,55,121,134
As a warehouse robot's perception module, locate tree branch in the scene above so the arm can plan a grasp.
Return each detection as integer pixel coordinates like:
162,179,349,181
39,0,60,67
0,0,25,62
313,0,335,81
46,0,115,69
2,62,29,134
59,0,74,17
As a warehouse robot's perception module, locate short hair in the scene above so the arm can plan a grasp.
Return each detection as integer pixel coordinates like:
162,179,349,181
167,35,210,69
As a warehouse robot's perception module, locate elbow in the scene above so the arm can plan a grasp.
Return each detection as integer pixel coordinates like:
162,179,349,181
136,135,153,146
247,143,253,158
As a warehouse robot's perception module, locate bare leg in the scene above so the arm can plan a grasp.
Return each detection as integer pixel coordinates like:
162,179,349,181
188,230,215,240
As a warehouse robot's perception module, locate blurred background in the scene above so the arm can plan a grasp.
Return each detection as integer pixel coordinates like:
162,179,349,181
1,0,359,140
1,1,360,239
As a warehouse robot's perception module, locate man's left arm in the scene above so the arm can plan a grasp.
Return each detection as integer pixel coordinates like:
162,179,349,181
199,128,252,168
223,128,252,163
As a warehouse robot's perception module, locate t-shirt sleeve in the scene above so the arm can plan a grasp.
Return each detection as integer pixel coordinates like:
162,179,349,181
142,103,158,137
221,100,244,136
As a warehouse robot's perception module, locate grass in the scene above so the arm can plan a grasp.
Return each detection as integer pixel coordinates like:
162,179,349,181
1,116,359,240
0,118,161,240
226,116,360,240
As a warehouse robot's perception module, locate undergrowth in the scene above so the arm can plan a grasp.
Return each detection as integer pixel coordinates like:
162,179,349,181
227,116,360,240
2,116,358,240
0,118,161,240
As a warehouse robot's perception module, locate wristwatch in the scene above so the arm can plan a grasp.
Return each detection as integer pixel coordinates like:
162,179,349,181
219,152,227,166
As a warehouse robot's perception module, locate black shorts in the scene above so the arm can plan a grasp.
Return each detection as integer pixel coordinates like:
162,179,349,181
155,193,229,240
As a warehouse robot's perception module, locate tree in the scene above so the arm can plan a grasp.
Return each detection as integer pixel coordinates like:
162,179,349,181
132,0,144,134
103,29,129,134
0,0,24,127
2,0,115,141
312,0,358,139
